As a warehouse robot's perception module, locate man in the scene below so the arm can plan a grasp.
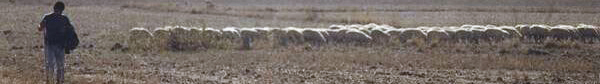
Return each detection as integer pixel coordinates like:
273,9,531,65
38,1,78,84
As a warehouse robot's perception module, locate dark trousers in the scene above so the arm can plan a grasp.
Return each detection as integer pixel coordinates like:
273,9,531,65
45,44,64,84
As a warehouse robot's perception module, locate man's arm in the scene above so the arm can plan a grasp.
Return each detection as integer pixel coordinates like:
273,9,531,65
38,15,47,32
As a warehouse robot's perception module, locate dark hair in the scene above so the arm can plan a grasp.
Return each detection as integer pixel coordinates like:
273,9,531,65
53,1,65,12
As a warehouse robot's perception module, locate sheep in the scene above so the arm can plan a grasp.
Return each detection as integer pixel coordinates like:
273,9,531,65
198,27,223,48
221,27,241,40
325,29,344,43
239,28,259,49
168,26,198,50
442,27,460,43
576,24,599,43
302,28,327,46
369,28,391,44
328,24,346,29
527,24,551,43
359,28,371,35
343,28,372,44
457,25,485,43
152,27,171,50
189,27,204,43
373,24,395,31
398,28,426,43
385,29,404,43
483,27,511,42
453,28,472,43
189,27,203,35
460,24,476,29
271,28,289,47
316,28,330,41
202,27,223,40
515,24,531,40
485,25,497,28
469,25,487,40
170,26,193,43
357,24,376,34
254,27,273,41
129,27,153,40
128,27,153,51
284,27,304,44
549,25,576,41
348,24,363,29
497,26,522,39
425,28,450,44
362,23,379,30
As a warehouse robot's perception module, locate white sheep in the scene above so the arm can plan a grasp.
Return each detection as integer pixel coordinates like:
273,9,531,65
576,24,599,43
373,24,395,31
527,24,551,42
202,27,223,40
425,28,450,44
398,28,427,43
483,27,511,42
284,27,304,44
152,27,170,50
385,29,404,43
254,27,273,41
442,28,460,43
362,23,379,30
129,27,153,50
329,24,346,29
325,29,344,43
316,28,330,41
168,26,200,50
348,24,363,29
302,28,327,46
170,26,193,43
549,25,576,41
271,28,289,47
453,28,472,43
497,26,522,39
240,28,259,49
189,27,204,43
369,28,391,44
469,25,487,42
343,28,372,44
221,27,241,40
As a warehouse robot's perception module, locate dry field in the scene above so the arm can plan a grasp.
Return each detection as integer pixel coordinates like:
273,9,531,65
1,0,600,83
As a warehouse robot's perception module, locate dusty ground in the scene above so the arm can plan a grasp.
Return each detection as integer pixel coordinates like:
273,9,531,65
1,0,600,83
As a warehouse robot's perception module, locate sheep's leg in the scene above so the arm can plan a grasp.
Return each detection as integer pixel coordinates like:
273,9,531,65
590,36,600,44
279,37,288,47
243,37,252,49
583,37,592,44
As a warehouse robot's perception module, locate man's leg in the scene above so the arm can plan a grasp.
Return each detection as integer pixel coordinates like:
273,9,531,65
44,45,56,84
55,45,65,84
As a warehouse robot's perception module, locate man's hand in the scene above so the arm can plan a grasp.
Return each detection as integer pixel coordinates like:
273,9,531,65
37,26,43,31
38,22,45,32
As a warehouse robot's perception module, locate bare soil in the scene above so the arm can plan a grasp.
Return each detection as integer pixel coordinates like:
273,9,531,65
1,0,600,83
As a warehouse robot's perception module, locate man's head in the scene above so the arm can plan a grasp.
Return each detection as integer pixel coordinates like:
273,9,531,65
53,1,65,13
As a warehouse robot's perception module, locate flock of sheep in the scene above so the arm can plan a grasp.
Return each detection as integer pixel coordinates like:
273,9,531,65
129,23,600,50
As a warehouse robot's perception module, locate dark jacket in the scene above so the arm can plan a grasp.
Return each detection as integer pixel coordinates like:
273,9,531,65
41,13,79,54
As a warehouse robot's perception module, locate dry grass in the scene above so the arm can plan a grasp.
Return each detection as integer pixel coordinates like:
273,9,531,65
2,0,600,83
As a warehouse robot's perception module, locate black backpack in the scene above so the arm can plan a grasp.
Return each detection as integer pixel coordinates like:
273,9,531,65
64,24,78,54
